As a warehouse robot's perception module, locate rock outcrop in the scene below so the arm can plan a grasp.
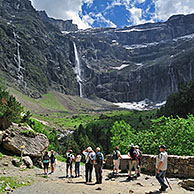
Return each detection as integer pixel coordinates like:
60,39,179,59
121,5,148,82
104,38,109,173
2,123,49,158
70,13,194,102
23,156,33,168
0,0,78,98
1,0,194,103
38,11,78,32
179,179,194,191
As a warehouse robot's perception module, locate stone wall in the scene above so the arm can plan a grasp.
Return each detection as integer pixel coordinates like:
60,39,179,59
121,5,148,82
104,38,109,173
105,154,194,179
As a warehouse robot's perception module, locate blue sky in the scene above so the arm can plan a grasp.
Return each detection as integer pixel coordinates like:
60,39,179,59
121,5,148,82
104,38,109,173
31,0,194,29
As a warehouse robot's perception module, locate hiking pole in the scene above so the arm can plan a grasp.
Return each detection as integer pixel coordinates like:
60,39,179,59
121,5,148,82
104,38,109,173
165,177,172,190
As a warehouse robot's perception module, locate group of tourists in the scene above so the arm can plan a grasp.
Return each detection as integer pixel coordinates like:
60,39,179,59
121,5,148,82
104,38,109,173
42,150,56,175
112,144,168,192
65,147,104,184
66,150,82,178
113,144,142,179
42,144,168,192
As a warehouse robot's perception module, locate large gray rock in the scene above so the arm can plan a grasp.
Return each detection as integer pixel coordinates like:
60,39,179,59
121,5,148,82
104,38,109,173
179,179,194,191
2,123,49,158
23,156,33,168
0,130,5,145
12,158,21,167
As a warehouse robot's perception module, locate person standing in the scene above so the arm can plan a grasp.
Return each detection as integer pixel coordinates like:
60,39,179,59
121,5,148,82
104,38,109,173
134,145,142,177
43,151,50,175
66,149,75,178
113,146,122,174
128,144,138,179
156,145,168,192
74,153,82,177
82,147,95,183
50,150,55,174
93,147,104,184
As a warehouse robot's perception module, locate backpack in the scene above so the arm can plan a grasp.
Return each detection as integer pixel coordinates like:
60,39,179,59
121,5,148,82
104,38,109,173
66,154,72,164
96,152,103,165
88,153,94,165
129,149,137,160
113,150,119,160
43,155,49,164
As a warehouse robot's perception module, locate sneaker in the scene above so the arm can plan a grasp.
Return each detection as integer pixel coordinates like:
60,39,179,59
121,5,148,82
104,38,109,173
159,185,168,192
137,173,140,177
127,176,132,181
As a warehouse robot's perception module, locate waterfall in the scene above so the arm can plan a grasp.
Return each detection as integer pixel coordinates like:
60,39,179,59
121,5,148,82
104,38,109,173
168,65,177,92
189,62,193,80
73,42,83,98
13,31,27,89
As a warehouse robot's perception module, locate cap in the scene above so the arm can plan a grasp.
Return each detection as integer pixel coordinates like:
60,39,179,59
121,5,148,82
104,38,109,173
134,145,139,148
87,147,92,152
130,144,134,147
96,147,100,151
159,145,166,149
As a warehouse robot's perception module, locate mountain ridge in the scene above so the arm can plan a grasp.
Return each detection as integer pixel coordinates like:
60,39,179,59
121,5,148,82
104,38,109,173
0,0,194,104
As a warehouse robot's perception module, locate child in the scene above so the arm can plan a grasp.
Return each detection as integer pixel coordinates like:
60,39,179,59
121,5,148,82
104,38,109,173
75,153,82,177
43,151,50,175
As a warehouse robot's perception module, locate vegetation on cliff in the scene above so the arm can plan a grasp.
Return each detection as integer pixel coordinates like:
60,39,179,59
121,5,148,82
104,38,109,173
158,77,194,117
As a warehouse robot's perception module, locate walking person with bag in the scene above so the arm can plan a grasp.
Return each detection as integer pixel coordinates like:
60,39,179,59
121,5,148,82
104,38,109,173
82,147,95,184
156,145,168,192
93,147,104,184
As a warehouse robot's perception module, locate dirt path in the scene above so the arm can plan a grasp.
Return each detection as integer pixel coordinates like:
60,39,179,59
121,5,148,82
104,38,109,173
10,161,193,194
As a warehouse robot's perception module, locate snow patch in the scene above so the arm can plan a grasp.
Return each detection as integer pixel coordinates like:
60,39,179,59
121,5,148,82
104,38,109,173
111,64,129,70
114,99,166,111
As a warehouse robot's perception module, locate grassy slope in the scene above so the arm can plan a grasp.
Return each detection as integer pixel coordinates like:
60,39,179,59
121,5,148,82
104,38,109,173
8,88,119,130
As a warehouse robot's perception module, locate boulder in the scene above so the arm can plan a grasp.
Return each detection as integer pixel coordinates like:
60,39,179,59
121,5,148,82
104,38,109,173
0,130,5,145
12,158,21,167
33,158,43,169
23,156,33,168
2,123,49,158
179,179,194,191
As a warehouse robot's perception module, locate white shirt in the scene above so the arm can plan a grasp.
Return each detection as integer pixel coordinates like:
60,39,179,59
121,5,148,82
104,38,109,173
83,151,95,163
75,155,82,162
156,151,168,171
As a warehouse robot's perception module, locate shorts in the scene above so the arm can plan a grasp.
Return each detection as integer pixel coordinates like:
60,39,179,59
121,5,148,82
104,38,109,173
129,160,137,171
43,163,49,170
113,159,120,169
66,162,73,170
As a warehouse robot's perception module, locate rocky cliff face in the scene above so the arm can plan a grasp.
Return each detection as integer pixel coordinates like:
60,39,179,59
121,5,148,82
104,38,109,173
1,0,194,103
38,11,78,32
69,13,194,102
0,0,78,98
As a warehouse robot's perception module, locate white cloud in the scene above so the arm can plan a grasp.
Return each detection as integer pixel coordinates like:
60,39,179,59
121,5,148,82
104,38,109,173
95,13,117,28
135,0,146,4
154,0,194,21
129,6,146,25
30,0,90,29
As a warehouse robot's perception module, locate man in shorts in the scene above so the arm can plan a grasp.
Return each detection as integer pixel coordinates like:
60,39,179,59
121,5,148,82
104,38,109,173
113,146,122,174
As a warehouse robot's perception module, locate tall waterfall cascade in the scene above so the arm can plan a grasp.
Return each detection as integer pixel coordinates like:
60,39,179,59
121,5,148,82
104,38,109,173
13,31,27,89
73,42,83,98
